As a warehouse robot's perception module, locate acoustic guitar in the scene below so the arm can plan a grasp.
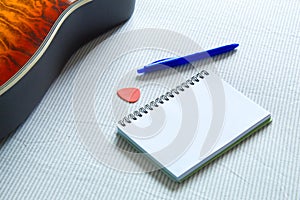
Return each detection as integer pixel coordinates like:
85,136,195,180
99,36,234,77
0,0,135,139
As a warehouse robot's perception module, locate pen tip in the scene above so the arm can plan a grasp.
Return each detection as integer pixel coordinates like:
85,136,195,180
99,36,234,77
232,43,239,48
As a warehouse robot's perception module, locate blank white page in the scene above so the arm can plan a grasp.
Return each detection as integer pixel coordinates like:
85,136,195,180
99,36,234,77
117,71,271,181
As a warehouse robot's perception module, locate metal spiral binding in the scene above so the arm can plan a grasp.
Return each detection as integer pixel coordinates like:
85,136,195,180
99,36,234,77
118,70,209,127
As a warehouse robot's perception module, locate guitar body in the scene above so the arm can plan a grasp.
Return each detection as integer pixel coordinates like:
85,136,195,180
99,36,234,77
0,0,135,139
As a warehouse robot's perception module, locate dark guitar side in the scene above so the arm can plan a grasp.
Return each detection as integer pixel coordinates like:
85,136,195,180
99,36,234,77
0,0,135,139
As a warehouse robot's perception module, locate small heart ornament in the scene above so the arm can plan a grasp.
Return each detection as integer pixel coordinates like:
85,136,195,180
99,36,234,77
117,88,141,103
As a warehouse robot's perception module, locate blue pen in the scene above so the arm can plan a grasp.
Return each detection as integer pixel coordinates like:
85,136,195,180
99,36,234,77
137,43,239,74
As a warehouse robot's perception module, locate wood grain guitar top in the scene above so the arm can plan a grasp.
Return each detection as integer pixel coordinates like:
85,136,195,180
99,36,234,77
0,0,76,86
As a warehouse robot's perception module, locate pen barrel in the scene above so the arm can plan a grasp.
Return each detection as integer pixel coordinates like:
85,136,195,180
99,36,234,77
142,52,210,73
206,45,236,57
141,44,238,73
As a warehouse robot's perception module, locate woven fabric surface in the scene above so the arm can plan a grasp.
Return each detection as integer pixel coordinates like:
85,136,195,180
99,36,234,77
1,0,300,199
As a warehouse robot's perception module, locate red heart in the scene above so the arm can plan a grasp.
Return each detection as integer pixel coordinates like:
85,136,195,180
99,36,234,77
117,88,141,103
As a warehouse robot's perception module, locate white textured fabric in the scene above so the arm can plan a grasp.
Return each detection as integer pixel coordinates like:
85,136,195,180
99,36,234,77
1,0,300,199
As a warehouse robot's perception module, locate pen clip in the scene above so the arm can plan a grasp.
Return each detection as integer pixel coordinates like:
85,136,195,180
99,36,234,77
150,57,176,65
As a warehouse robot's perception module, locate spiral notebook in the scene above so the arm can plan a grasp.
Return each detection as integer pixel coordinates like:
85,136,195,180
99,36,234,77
117,70,271,182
